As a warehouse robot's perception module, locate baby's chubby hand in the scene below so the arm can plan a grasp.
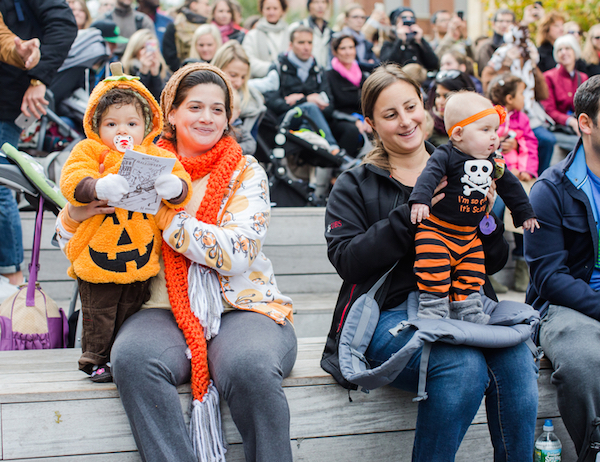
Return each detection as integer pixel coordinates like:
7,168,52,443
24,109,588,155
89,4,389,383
155,173,183,200
523,217,540,233
95,174,129,203
411,203,430,224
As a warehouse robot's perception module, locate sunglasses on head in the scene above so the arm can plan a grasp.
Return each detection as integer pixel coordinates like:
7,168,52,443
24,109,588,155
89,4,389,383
435,69,461,82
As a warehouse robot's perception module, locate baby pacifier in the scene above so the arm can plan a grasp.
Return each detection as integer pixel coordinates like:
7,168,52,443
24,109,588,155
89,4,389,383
114,135,134,153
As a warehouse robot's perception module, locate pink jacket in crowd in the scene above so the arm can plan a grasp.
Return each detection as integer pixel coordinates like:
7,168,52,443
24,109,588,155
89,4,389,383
497,109,539,177
542,65,588,126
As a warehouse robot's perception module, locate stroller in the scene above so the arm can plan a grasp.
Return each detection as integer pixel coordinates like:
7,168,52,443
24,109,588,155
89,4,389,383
18,89,84,186
255,107,355,207
0,143,81,346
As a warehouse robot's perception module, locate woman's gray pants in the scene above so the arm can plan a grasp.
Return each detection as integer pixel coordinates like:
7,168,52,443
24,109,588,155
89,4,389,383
111,308,298,462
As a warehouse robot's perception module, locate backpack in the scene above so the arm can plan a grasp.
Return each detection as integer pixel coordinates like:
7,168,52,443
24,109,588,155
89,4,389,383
338,265,541,400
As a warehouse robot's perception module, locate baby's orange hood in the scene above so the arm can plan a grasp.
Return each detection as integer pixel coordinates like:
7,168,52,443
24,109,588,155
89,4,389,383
83,62,163,146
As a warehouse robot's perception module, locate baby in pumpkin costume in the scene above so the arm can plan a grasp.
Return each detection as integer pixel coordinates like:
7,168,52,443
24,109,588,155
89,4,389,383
59,63,192,382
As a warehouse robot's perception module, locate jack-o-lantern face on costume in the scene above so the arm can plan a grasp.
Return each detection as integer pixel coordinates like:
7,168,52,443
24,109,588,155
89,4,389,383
89,212,154,273
70,208,161,284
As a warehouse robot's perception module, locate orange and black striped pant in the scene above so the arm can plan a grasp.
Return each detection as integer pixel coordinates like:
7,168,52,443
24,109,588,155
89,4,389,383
414,215,485,302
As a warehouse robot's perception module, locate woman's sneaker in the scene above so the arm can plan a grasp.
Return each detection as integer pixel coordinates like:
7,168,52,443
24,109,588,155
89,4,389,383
90,362,112,383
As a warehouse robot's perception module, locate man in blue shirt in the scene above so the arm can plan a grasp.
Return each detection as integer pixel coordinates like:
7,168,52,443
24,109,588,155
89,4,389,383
525,75,600,462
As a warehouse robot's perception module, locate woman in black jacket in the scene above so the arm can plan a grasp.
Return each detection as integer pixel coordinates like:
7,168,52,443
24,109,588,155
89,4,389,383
326,34,370,158
322,64,538,461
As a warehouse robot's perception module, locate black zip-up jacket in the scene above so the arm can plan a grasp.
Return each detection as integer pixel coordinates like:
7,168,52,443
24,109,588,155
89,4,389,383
379,37,439,72
0,0,77,122
326,66,369,115
321,144,509,388
264,52,334,118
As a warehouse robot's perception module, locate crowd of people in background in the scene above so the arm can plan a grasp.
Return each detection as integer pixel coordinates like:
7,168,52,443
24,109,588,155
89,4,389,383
40,0,599,165
2,0,599,288
0,0,594,247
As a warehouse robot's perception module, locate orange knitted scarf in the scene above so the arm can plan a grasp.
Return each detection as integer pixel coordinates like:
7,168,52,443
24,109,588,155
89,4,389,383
158,135,242,401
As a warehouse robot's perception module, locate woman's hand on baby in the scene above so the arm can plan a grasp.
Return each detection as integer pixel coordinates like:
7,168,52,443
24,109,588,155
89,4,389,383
486,180,497,209
431,175,448,207
155,174,183,200
523,217,540,233
68,200,115,222
411,203,430,224
95,174,129,203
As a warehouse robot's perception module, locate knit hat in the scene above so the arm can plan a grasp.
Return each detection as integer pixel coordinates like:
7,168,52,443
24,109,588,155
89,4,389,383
553,34,582,62
161,62,234,141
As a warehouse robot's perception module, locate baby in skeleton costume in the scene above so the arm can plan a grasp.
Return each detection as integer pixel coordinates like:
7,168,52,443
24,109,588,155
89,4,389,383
409,92,538,323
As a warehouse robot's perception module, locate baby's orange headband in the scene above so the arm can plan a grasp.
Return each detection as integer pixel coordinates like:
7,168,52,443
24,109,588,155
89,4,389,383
447,105,507,137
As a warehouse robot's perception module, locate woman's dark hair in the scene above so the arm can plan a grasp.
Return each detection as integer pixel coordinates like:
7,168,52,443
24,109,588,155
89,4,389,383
259,0,287,13
488,73,523,106
426,70,475,110
575,75,600,126
164,70,233,144
361,63,423,171
330,34,357,53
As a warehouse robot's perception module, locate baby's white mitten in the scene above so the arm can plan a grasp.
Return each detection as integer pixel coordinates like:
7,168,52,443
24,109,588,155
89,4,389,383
154,173,183,200
95,174,130,202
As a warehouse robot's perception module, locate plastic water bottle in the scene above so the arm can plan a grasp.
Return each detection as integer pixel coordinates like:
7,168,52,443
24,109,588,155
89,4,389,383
535,419,562,462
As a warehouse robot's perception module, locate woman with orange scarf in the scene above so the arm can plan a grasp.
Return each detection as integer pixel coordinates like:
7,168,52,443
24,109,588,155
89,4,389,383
61,63,297,462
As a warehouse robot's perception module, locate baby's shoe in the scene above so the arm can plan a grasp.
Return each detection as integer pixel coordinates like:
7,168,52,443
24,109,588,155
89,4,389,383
90,362,113,383
417,294,450,319
450,294,490,324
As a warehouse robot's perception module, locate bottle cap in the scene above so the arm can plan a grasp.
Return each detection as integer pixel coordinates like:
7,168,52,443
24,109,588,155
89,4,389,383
543,419,554,431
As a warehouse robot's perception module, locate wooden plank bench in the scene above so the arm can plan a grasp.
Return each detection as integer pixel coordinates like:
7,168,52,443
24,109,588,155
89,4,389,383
0,340,574,461
8,207,576,460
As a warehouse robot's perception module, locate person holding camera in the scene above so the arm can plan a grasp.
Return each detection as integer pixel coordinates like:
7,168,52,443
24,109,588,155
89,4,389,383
434,12,473,60
379,7,438,72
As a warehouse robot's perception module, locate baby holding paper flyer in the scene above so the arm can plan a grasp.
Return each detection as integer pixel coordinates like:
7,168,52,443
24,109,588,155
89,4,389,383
59,63,192,382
